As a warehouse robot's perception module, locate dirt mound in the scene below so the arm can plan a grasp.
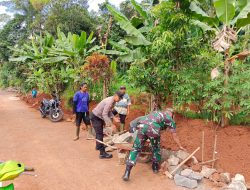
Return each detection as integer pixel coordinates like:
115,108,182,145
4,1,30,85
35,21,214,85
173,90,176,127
161,116,250,182
21,93,74,114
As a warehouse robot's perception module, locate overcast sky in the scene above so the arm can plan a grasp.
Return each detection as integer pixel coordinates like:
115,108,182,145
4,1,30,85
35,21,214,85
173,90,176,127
0,0,142,14
88,0,142,11
0,0,142,28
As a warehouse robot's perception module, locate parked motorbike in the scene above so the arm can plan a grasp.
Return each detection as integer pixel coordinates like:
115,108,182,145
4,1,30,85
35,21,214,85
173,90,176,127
0,161,35,190
39,93,64,122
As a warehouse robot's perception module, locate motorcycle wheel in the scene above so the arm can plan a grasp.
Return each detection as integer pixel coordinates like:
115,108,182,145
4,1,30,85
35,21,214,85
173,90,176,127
49,109,63,122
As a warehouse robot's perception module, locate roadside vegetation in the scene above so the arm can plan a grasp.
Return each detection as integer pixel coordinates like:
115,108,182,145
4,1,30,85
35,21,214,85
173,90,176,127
0,0,249,126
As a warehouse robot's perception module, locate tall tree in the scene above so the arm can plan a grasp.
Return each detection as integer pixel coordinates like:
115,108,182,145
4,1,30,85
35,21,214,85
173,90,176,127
120,0,138,19
44,0,94,35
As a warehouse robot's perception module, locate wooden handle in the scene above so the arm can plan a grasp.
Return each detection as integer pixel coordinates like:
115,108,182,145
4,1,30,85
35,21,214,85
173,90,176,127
170,147,200,175
94,139,118,150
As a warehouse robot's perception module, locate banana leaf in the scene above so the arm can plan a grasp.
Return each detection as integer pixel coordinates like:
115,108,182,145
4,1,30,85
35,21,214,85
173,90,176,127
99,49,127,56
214,0,235,25
189,1,219,26
41,56,68,63
191,20,217,32
108,40,130,52
9,56,33,62
231,2,250,27
107,4,151,46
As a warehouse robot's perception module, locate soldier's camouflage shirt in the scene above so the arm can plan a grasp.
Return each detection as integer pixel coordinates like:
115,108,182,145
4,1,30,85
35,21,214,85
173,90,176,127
138,111,176,137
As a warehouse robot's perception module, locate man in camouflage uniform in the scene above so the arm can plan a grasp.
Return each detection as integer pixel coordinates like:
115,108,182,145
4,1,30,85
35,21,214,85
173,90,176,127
123,109,185,181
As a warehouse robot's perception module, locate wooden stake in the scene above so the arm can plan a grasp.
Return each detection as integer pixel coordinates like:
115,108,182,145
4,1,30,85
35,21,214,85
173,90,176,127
165,147,200,179
201,131,205,163
212,135,217,168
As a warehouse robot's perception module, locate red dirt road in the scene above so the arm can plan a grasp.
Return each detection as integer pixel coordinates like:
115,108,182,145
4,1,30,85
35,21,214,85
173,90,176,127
0,90,189,190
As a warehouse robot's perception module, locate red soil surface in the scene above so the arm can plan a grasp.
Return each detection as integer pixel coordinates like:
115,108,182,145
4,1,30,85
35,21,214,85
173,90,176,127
22,93,250,182
161,116,250,182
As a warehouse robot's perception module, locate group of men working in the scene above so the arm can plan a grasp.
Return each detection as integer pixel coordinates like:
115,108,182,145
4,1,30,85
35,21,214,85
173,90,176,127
72,83,184,181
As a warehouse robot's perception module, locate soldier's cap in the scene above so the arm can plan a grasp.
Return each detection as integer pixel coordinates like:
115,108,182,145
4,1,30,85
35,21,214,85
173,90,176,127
115,91,124,99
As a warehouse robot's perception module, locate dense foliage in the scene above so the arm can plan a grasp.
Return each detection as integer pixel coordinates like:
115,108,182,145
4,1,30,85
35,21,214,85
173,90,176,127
0,0,250,126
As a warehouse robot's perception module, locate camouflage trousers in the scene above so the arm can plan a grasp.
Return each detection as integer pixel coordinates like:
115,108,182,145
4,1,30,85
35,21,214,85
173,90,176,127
127,124,161,166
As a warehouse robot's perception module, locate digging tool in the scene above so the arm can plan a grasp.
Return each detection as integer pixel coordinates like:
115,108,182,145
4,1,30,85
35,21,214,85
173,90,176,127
93,139,118,150
165,147,200,179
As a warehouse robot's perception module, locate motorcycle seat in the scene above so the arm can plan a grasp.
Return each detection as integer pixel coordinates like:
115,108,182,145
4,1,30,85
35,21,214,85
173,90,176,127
42,99,50,105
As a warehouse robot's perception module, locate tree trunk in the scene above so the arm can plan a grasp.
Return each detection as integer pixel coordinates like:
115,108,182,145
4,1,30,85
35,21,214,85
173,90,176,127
150,94,161,111
102,79,109,99
221,53,230,127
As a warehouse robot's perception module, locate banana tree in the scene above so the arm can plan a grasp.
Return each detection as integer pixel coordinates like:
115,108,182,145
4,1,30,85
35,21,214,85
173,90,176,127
190,0,250,126
103,1,153,63
9,29,98,93
105,1,166,110
10,28,98,66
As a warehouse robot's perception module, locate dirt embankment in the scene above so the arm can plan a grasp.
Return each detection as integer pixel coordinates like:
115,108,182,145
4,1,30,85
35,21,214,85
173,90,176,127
21,93,250,182
161,117,250,182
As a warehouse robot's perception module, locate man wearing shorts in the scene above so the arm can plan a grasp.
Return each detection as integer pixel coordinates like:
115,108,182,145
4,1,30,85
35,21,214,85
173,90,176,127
113,86,131,132
73,83,94,141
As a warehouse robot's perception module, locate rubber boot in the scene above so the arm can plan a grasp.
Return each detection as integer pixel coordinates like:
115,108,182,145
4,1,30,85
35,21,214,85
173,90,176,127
120,123,125,132
152,162,159,174
99,148,113,159
91,127,96,136
73,126,80,141
86,125,94,140
122,164,133,181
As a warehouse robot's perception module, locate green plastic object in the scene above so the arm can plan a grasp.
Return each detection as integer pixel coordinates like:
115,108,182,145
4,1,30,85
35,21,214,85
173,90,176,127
0,184,14,190
0,161,24,182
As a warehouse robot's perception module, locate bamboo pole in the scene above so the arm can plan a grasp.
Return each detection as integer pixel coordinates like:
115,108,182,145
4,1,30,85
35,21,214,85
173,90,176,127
201,131,205,163
165,147,200,179
212,135,217,168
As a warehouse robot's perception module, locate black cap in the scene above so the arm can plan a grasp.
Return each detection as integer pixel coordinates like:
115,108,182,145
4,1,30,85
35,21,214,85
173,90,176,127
115,91,124,99
120,86,126,90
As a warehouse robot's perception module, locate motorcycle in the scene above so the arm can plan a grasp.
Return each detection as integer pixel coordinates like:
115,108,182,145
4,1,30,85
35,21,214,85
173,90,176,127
0,161,35,190
39,93,64,122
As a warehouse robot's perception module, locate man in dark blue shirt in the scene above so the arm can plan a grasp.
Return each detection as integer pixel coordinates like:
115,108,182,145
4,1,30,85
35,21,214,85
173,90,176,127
73,83,94,141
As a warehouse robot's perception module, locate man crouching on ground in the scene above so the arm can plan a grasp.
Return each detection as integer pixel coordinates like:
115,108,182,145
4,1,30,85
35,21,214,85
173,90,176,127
90,91,124,159
122,108,185,181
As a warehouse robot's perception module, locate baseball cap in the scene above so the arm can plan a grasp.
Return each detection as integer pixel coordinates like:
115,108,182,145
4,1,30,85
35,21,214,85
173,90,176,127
120,86,126,90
